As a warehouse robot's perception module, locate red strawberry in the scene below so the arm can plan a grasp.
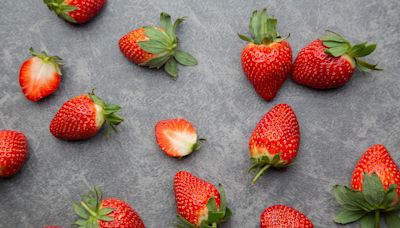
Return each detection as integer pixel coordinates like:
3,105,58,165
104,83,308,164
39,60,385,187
119,12,197,79
0,130,28,177
292,31,381,89
49,90,123,141
238,8,292,101
155,118,204,158
43,0,106,24
73,187,145,228
43,226,59,228
19,48,62,102
248,104,300,184
333,144,400,227
174,171,232,227
260,205,314,228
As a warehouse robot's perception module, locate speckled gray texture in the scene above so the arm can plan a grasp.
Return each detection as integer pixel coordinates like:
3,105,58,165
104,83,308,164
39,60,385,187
0,0,399,227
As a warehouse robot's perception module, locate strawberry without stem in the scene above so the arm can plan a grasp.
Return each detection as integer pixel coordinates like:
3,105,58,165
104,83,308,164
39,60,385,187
19,48,62,102
155,118,204,158
0,130,28,177
260,205,314,228
119,12,197,79
238,8,292,101
43,0,106,24
72,187,145,228
333,144,400,228
248,104,300,184
50,90,123,141
174,171,232,227
292,31,381,89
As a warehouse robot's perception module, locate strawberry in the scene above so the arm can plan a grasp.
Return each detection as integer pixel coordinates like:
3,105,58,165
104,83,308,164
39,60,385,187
43,0,106,24
260,204,314,228
174,171,232,227
155,118,205,158
292,31,381,89
248,104,300,184
19,48,62,102
119,12,197,79
43,226,59,228
238,8,292,101
72,187,145,228
333,144,400,227
49,90,123,141
0,130,28,177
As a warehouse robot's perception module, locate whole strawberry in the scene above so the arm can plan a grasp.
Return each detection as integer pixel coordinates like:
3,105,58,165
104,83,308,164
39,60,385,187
248,104,300,184
238,8,292,101
260,205,314,228
333,144,400,227
19,48,62,102
72,187,145,228
43,0,106,24
155,118,205,158
50,90,123,141
292,31,381,89
174,171,232,227
119,12,197,79
0,130,28,177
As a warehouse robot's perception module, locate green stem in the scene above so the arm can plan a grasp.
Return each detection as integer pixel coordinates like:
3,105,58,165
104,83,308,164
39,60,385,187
80,201,97,217
375,210,380,228
252,164,271,184
211,222,217,228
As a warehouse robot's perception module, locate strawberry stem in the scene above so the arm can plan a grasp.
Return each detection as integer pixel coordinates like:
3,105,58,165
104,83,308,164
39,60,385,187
80,201,97,217
375,210,380,228
252,164,271,184
211,222,217,228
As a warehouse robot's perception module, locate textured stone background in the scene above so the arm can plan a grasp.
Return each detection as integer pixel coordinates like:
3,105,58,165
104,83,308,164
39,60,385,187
1,0,399,227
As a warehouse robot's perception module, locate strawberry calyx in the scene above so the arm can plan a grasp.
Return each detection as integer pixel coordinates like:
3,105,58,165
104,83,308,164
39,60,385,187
137,12,198,79
176,184,232,228
238,8,288,46
321,30,382,72
72,187,115,228
87,90,124,131
333,172,400,228
29,47,63,75
248,153,288,184
43,0,77,23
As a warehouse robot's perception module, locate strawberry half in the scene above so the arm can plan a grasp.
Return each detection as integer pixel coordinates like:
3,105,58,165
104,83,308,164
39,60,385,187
119,12,197,79
174,171,232,227
155,118,204,158
260,205,314,228
292,31,381,89
238,8,292,101
248,104,300,184
43,0,106,24
333,144,400,227
72,187,145,228
50,90,123,141
0,130,28,177
19,48,62,102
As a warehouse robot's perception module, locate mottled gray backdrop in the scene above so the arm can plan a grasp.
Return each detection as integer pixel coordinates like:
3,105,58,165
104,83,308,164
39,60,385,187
1,0,399,227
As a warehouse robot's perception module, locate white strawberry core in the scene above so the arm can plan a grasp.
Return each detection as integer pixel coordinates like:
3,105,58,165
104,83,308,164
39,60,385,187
23,57,57,94
168,131,197,156
94,104,105,128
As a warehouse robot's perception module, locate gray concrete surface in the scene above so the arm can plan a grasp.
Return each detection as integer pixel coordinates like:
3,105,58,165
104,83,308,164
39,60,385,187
1,0,399,227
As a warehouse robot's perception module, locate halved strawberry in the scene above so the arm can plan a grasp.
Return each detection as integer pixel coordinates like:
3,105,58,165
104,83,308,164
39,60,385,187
155,118,204,158
19,48,62,102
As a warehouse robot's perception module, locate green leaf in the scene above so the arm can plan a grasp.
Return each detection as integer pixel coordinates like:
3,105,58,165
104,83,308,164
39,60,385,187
73,219,87,226
385,212,400,228
141,53,171,69
222,207,233,221
323,41,345,48
160,12,173,37
351,43,377,57
332,185,373,212
356,58,382,72
73,203,89,219
217,184,227,212
325,44,349,57
176,214,196,228
98,208,114,215
362,172,385,206
173,17,186,34
321,30,348,43
174,50,198,66
238,33,253,43
143,26,172,46
359,213,375,228
382,184,398,210
98,215,114,222
164,58,178,79
334,209,367,224
265,17,277,38
206,197,218,213
137,40,169,54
